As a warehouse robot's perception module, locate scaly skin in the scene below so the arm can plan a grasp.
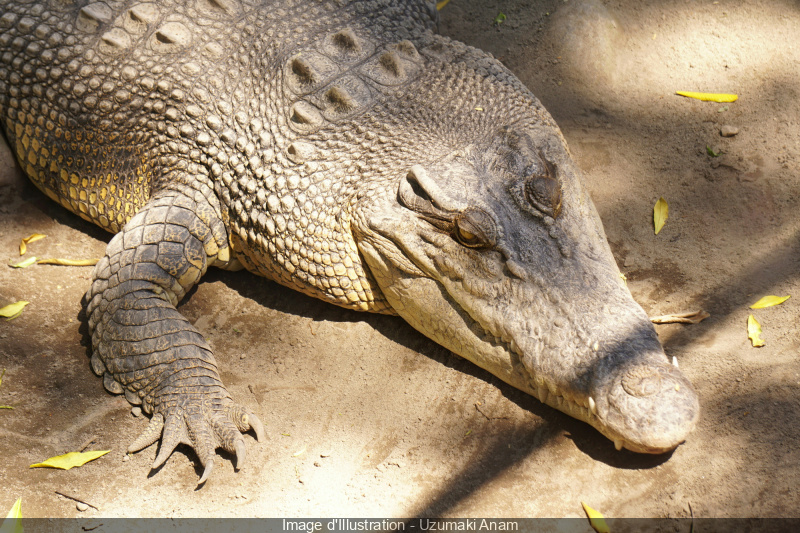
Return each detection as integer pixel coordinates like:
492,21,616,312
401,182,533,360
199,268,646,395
0,0,699,483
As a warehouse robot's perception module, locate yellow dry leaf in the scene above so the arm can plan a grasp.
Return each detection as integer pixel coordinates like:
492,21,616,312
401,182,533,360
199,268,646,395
0,497,23,533
436,0,451,9
747,315,765,347
750,295,790,309
653,197,668,235
650,310,710,324
9,257,37,269
292,445,307,457
36,258,98,266
676,91,738,103
581,501,610,533
30,450,110,470
19,233,46,256
0,301,29,320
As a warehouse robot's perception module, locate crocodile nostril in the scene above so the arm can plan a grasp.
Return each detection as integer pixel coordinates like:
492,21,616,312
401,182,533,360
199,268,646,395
622,365,661,397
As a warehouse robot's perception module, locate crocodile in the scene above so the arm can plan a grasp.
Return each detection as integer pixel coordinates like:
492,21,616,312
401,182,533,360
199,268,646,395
0,0,699,484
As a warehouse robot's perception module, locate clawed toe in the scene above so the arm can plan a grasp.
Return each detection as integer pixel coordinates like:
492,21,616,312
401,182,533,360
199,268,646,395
151,412,184,469
128,413,165,454
198,459,214,485
234,439,247,470
127,398,262,484
249,413,266,442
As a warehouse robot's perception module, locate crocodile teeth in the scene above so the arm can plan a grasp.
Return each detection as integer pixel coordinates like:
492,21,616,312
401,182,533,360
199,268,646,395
588,396,597,415
537,385,549,404
672,356,679,368
614,438,624,451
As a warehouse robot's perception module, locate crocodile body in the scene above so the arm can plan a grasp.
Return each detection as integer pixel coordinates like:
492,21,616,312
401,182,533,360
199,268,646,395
0,0,699,483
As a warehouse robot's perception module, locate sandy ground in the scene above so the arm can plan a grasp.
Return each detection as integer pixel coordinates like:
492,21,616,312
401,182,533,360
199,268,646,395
1,0,799,521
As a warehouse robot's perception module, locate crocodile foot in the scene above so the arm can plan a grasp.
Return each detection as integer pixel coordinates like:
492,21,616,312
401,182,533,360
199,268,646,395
127,398,265,486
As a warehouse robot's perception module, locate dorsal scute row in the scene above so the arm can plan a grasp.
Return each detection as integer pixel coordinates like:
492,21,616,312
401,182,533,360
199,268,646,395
283,25,423,134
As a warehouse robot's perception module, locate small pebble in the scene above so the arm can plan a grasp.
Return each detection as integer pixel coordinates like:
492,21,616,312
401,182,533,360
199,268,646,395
122,454,130,462
76,502,88,512
131,407,142,417
720,125,739,137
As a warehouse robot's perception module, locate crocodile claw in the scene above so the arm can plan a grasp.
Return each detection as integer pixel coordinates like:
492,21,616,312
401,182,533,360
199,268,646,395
234,439,246,470
249,413,266,442
152,412,183,470
125,395,262,484
198,459,214,486
128,413,165,454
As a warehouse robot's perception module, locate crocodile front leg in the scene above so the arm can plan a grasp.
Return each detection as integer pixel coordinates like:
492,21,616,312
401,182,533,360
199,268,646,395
85,183,265,485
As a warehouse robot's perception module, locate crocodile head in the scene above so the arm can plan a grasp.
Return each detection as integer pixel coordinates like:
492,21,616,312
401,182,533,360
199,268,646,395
352,80,699,454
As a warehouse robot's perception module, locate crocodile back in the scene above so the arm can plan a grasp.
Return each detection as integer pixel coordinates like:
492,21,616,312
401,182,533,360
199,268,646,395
0,0,437,234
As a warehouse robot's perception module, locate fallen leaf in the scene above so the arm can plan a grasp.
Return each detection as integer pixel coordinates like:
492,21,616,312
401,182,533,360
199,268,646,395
747,314,765,347
0,301,29,320
30,450,110,470
706,145,721,157
9,257,37,269
651,310,710,324
19,233,46,256
581,501,610,533
0,497,22,533
653,197,668,235
292,445,307,457
750,295,790,309
435,0,450,10
676,91,738,103
493,12,506,25
36,258,98,266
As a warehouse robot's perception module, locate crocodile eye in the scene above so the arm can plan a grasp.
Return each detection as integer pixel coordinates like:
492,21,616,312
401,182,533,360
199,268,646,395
453,207,496,249
455,224,478,245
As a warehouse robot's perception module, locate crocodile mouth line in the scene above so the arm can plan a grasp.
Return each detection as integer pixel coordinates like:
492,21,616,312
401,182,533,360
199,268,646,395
475,327,626,447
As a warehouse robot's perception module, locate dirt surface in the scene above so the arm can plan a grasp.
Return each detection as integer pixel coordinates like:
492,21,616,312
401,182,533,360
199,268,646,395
1,0,799,520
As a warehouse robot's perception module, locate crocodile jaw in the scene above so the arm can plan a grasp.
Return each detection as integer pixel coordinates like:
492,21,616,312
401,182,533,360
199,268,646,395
358,229,699,453
353,141,699,453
